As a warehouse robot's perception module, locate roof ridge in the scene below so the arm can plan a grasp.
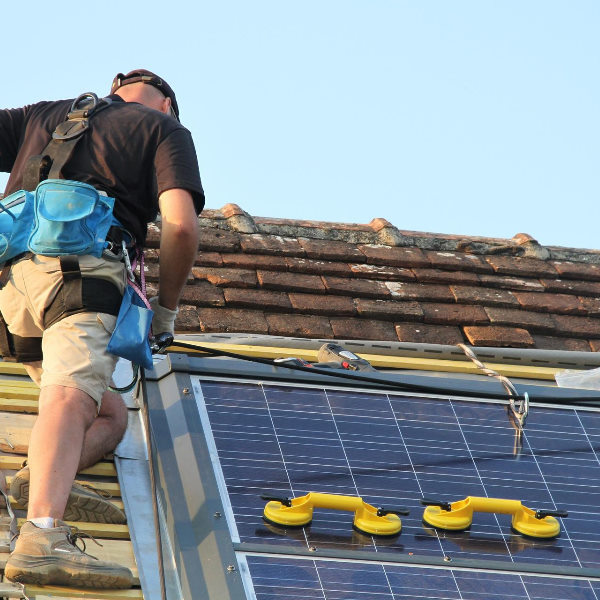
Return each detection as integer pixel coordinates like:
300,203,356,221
195,204,600,264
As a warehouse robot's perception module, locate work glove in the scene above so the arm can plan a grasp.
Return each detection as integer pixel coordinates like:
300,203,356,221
149,296,178,335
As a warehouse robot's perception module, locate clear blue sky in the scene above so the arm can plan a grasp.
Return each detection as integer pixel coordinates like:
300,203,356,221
1,1,598,249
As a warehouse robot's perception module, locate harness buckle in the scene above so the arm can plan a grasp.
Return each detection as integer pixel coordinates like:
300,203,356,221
122,241,135,282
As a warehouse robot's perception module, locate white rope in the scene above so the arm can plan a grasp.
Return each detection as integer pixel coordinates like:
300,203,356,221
457,344,529,429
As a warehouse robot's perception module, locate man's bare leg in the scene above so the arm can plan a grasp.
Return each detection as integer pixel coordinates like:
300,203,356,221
26,385,97,519
24,362,128,471
78,390,128,470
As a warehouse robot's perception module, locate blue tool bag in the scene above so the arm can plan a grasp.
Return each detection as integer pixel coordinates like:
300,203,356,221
0,180,117,261
28,179,116,257
0,190,35,262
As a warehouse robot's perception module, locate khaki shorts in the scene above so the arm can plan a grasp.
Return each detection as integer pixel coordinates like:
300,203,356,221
0,255,127,406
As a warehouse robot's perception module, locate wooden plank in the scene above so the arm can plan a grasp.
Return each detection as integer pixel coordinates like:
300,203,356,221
22,586,143,599
0,362,28,376
0,459,116,478
0,387,40,401
170,340,562,380
0,412,35,454
0,399,39,414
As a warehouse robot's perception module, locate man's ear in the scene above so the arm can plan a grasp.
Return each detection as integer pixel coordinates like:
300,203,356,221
161,96,172,116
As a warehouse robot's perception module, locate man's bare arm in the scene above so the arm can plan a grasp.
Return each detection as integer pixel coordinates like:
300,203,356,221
157,188,200,310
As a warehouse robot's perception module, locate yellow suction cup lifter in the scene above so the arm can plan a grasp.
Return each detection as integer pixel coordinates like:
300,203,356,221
421,496,568,539
262,492,409,536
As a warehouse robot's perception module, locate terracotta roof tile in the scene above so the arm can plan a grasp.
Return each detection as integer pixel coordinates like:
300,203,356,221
395,323,464,345
357,245,429,268
450,286,519,307
198,307,268,333
298,238,364,261
165,207,600,349
540,279,600,297
222,253,288,271
552,315,600,338
179,281,225,307
385,282,454,302
240,234,304,256
285,257,353,277
579,297,600,316
551,261,600,281
478,274,546,292
257,271,325,293
425,250,493,273
355,298,423,321
192,267,258,288
512,292,582,315
175,306,201,331
485,256,559,278
288,293,356,316
485,307,556,333
195,252,224,267
265,314,333,338
331,318,399,341
531,335,591,352
223,289,292,312
464,326,535,348
197,227,241,253
349,264,415,281
422,303,489,326
323,276,390,298
413,268,480,285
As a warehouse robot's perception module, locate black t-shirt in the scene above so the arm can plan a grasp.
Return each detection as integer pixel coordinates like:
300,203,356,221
0,95,204,244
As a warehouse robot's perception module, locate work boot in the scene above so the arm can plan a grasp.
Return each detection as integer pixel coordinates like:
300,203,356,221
4,520,133,588
10,466,126,524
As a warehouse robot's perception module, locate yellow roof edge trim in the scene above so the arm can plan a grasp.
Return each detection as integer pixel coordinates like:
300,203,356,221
167,340,566,381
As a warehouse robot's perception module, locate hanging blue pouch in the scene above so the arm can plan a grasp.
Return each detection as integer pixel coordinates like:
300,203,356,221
107,284,154,369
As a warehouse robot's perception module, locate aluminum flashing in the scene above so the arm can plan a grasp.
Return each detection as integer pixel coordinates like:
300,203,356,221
156,354,600,405
144,369,249,599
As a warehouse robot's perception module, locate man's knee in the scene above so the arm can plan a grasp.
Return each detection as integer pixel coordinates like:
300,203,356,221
99,391,128,434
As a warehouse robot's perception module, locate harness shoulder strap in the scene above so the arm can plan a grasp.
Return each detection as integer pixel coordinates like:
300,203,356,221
23,93,113,191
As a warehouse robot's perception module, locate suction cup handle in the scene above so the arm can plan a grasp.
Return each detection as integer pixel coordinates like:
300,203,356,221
376,506,410,517
421,498,452,511
535,509,568,519
260,494,292,507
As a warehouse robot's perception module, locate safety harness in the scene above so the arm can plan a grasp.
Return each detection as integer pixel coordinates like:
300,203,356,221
0,93,131,362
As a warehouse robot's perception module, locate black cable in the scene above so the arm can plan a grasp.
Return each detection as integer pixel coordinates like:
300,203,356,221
167,341,600,405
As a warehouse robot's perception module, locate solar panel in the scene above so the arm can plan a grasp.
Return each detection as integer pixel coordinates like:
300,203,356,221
192,378,600,598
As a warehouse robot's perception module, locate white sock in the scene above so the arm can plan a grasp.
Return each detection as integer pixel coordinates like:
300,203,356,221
29,517,55,529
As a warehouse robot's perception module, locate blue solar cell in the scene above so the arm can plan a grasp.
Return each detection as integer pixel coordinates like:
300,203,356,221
200,380,600,579
246,557,599,599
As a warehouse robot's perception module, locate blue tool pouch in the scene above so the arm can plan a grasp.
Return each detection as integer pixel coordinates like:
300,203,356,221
28,179,116,257
107,283,154,369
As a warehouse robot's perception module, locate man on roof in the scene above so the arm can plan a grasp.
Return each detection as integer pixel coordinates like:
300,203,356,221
0,70,203,588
